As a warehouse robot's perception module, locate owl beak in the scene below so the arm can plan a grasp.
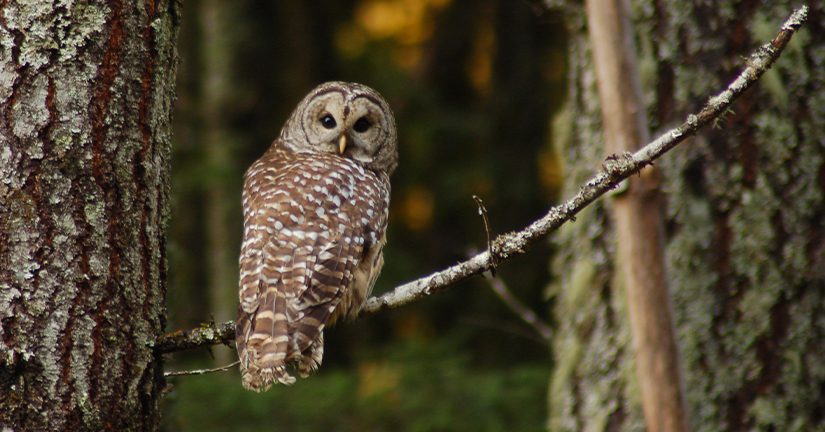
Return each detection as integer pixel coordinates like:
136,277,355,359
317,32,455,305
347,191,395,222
338,134,347,155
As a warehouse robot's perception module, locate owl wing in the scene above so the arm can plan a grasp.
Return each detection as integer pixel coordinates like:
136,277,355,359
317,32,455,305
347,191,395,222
237,149,386,390
289,160,390,353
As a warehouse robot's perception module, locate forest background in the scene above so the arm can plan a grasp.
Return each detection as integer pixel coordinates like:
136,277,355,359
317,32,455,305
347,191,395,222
165,1,564,430
163,1,825,431
2,0,815,430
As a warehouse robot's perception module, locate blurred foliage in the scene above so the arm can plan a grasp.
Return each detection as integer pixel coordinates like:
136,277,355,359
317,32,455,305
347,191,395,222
164,337,548,432
166,0,566,429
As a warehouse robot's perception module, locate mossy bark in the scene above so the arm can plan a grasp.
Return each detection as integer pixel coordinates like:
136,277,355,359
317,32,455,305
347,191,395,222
0,1,179,430
548,2,825,430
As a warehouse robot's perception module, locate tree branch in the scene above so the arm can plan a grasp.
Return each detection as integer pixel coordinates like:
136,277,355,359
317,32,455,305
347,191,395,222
164,361,240,378
155,5,808,355
156,320,236,353
487,277,553,342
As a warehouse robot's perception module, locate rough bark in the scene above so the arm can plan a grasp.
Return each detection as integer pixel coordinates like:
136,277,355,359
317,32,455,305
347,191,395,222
549,2,825,431
0,1,179,431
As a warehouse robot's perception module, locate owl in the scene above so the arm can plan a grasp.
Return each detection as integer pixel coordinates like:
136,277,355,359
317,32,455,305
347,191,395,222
236,82,398,391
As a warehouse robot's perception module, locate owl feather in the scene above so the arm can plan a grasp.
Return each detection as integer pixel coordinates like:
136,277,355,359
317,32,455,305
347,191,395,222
236,82,395,391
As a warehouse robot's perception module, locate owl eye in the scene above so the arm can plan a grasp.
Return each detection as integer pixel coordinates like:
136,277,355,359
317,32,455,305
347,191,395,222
320,114,337,129
353,117,372,133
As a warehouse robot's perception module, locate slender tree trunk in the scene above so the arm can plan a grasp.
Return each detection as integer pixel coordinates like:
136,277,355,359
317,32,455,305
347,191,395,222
549,2,825,430
585,0,687,430
0,2,179,431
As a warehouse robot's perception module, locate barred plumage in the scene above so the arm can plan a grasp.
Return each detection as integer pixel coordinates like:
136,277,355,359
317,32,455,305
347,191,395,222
236,82,397,391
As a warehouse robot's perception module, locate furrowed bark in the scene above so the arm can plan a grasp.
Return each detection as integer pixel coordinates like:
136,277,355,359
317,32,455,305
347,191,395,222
550,3,823,430
0,2,179,430
657,3,825,430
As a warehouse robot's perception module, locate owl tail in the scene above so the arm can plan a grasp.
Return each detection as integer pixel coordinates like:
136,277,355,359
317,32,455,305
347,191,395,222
236,290,296,391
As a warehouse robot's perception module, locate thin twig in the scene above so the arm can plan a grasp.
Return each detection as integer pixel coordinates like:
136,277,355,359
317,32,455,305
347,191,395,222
487,277,552,342
155,6,808,355
164,360,240,378
472,195,498,276
459,316,548,344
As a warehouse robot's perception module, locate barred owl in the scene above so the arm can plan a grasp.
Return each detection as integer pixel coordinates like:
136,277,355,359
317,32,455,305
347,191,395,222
236,82,398,391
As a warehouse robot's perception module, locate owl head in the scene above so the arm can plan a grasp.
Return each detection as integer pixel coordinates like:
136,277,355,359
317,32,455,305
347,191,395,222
279,81,398,175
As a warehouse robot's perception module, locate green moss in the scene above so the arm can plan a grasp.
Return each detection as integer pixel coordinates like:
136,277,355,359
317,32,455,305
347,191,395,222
566,251,597,310
549,334,583,399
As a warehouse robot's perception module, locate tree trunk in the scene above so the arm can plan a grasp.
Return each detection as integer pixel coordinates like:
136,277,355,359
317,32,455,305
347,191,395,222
0,2,179,431
549,2,825,430
585,0,686,430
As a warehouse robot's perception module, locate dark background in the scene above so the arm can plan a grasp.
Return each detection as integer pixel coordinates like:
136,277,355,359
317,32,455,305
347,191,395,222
163,1,567,430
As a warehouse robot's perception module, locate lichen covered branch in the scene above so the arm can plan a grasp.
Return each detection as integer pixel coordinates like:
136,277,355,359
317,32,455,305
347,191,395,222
156,320,236,353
